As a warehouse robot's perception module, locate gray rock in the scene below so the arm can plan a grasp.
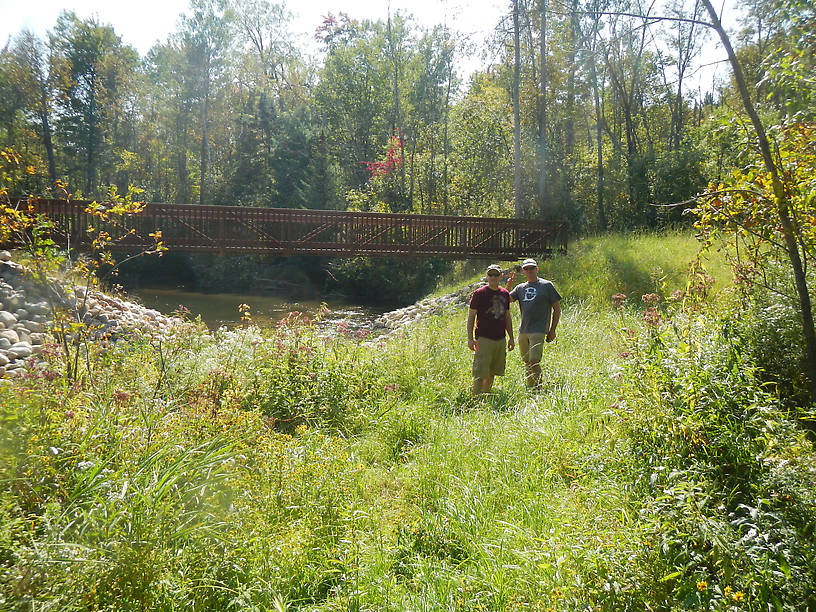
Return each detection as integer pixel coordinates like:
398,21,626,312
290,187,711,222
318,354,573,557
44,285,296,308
29,302,50,316
0,311,16,327
29,333,46,345
0,329,19,345
0,338,10,350
0,251,9,262
25,321,45,333
8,342,32,359
0,353,9,366
5,296,23,311
17,330,32,344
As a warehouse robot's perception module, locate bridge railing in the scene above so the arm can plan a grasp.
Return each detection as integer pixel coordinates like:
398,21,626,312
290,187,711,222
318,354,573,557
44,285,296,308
4,199,568,259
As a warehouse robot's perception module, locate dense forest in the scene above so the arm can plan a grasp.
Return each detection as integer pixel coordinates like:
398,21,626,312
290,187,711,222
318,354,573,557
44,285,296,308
2,0,812,232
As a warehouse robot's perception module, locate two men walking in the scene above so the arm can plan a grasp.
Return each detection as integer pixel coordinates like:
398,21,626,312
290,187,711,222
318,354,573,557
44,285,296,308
468,258,561,394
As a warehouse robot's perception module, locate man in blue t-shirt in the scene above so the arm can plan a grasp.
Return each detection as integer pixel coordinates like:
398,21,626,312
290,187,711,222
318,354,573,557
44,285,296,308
508,258,562,389
467,264,515,395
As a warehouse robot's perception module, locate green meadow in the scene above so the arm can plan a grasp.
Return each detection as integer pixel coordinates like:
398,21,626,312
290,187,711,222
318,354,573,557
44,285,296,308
2,232,815,611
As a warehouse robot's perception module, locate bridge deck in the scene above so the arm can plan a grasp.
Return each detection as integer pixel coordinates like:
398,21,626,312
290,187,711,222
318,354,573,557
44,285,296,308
7,199,568,260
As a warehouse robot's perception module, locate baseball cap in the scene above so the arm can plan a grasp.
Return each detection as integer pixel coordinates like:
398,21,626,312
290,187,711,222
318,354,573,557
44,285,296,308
486,264,502,275
521,258,537,269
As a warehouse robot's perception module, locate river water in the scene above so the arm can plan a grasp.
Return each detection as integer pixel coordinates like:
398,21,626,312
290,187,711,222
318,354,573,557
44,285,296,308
132,287,384,331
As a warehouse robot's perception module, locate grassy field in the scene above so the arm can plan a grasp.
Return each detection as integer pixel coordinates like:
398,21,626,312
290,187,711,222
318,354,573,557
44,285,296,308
3,232,815,610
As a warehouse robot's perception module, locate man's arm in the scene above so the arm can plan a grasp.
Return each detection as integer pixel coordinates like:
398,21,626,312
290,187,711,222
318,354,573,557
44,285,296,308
505,309,515,351
467,308,478,351
547,301,561,342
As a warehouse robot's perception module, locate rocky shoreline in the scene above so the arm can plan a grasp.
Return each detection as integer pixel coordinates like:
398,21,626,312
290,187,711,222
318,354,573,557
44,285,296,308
0,248,495,378
371,277,497,337
0,251,178,379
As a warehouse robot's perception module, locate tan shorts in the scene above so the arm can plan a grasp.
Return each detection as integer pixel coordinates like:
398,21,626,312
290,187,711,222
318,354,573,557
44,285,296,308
472,337,507,378
518,333,546,364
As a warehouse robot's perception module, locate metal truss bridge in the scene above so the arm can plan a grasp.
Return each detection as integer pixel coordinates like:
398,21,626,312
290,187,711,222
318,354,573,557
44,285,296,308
7,199,568,260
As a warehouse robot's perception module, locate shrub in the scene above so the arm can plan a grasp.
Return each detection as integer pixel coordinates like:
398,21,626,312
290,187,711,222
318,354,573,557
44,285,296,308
610,309,816,609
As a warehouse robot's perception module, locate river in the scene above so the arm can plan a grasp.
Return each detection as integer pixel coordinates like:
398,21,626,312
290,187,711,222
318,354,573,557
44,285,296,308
131,287,385,332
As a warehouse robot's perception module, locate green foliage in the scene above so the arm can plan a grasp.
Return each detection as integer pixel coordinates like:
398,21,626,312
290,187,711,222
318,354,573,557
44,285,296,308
4,231,816,611
240,314,386,432
694,123,816,283
327,256,451,305
536,230,730,308
610,307,816,609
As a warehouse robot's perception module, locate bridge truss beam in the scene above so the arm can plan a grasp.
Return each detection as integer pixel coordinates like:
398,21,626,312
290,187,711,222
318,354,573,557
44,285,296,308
5,199,568,260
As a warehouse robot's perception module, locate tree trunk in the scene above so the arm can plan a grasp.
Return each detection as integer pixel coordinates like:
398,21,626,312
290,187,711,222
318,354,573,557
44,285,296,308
590,52,606,230
442,54,453,215
702,0,816,399
537,0,548,217
513,0,523,218
199,47,211,207
40,107,57,185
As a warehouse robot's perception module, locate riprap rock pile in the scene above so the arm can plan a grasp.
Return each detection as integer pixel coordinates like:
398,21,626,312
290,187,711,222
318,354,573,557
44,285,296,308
0,250,178,379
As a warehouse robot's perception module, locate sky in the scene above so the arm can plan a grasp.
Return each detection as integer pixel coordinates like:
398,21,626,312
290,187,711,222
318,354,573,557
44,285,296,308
0,0,736,95
0,0,504,57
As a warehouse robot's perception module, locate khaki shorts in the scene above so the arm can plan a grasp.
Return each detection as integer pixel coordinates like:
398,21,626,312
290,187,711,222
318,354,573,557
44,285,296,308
518,333,546,364
472,337,507,378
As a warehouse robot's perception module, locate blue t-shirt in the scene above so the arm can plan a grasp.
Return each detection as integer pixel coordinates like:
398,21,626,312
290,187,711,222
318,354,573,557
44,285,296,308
510,279,562,334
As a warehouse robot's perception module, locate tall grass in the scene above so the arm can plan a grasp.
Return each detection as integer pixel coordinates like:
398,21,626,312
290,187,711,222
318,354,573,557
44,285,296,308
4,232,814,610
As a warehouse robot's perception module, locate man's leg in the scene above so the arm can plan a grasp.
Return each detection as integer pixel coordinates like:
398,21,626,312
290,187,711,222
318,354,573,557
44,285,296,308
524,334,545,389
481,373,496,393
526,361,542,388
473,340,488,395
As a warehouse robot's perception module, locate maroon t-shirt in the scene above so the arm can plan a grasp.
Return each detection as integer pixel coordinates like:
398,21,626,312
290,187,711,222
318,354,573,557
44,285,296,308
469,285,510,340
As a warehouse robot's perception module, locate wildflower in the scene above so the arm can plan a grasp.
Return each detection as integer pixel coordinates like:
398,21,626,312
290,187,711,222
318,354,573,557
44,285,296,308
619,351,633,359
113,389,132,404
642,293,660,306
65,410,75,420
355,329,370,339
696,580,707,592
41,369,59,381
724,586,732,597
732,591,744,602
384,383,397,392
668,289,684,302
611,293,627,309
643,307,663,327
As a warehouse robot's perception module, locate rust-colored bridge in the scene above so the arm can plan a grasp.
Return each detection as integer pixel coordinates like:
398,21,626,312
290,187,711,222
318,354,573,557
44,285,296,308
8,199,568,259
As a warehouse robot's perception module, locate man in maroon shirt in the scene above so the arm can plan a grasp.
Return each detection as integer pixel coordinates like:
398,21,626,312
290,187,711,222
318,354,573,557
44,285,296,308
467,264,515,395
